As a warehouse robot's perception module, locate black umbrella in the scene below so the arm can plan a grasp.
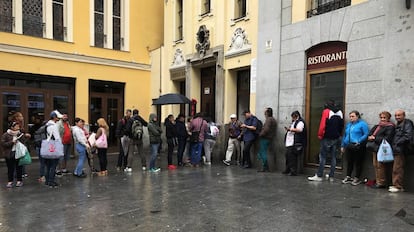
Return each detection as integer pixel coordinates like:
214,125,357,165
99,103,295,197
152,93,192,105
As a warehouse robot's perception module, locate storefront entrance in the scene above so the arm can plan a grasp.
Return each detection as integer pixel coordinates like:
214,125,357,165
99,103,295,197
201,66,216,121
89,80,124,149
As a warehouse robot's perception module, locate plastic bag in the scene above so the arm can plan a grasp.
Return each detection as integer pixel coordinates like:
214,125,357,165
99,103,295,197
19,151,32,166
15,141,28,159
377,139,394,163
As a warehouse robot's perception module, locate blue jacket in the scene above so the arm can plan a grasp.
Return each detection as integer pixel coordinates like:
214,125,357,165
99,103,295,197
243,116,258,142
341,119,369,147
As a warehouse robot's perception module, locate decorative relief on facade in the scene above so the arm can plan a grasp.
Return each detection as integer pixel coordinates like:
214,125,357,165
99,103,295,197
172,48,185,67
225,27,251,58
195,25,210,57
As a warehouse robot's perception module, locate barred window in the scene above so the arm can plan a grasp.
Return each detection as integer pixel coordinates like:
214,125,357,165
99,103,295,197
22,0,43,37
234,0,246,20
307,0,351,18
0,0,13,32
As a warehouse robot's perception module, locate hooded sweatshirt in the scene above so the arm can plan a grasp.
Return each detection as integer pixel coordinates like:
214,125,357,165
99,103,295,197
148,113,162,144
318,104,344,140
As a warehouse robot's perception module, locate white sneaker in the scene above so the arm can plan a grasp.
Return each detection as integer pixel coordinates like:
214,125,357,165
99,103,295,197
342,176,353,184
202,156,206,164
388,186,404,193
124,167,132,172
222,160,230,166
205,162,211,165
142,166,147,171
351,178,361,186
307,174,323,182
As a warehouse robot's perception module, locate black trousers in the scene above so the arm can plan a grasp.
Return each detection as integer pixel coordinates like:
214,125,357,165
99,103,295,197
242,140,254,167
346,147,365,178
6,156,23,182
97,148,108,171
285,146,302,174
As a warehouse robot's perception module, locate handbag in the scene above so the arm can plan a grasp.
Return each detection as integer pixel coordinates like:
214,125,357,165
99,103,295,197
40,133,64,159
95,130,108,148
366,141,379,152
15,141,28,159
18,151,32,166
294,143,303,152
347,143,361,152
88,132,96,147
377,139,394,162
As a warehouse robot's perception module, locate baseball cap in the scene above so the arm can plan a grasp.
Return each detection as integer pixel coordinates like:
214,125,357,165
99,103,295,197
50,110,63,119
230,114,237,118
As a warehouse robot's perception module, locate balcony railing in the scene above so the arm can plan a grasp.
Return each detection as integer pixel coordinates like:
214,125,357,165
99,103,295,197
307,0,351,18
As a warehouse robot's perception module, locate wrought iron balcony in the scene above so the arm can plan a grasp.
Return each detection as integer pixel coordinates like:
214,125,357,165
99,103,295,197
307,0,351,18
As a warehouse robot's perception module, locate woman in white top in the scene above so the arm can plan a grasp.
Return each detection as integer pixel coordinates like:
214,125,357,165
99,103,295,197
44,111,62,187
72,118,89,178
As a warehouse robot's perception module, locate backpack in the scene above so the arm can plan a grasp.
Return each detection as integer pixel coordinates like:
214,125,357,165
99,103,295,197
254,116,263,135
131,119,143,140
209,124,220,138
34,124,48,147
405,119,414,155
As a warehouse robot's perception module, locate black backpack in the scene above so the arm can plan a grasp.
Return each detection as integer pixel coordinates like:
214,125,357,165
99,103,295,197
405,119,414,155
131,119,143,140
254,116,263,135
34,124,48,147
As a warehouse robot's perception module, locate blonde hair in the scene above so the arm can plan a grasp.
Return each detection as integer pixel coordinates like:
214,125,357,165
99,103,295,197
97,118,109,136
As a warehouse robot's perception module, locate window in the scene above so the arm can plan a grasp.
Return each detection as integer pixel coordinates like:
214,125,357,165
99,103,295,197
307,0,351,18
91,0,128,50
113,0,121,50
22,0,43,37
234,0,247,20
52,0,64,41
175,0,183,41
94,0,105,48
201,0,210,16
0,0,13,32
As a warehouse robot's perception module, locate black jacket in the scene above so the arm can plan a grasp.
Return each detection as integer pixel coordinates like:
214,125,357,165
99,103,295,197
392,119,413,154
175,120,188,139
125,115,148,138
367,124,395,152
165,119,177,138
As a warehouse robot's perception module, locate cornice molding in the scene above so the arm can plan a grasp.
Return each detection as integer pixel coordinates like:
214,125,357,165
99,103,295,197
0,43,151,71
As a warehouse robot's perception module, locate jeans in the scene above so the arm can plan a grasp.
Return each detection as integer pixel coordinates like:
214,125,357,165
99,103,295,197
177,137,187,165
149,143,160,169
242,140,255,167
75,143,87,175
97,148,108,171
317,138,340,177
203,139,216,163
117,138,126,168
36,146,46,177
62,144,72,161
121,136,130,166
190,142,203,165
258,138,270,168
44,158,59,184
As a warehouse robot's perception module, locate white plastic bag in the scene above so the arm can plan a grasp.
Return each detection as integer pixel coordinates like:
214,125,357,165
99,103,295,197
15,141,28,159
377,139,394,163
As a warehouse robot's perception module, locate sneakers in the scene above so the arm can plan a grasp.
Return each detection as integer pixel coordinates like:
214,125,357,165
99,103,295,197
142,166,147,171
48,181,59,188
6,182,13,188
15,181,23,187
351,178,361,186
124,167,132,172
168,165,177,170
149,168,161,173
342,176,353,184
388,186,404,193
61,169,70,175
307,174,323,182
204,162,211,165
222,160,230,166
56,171,63,177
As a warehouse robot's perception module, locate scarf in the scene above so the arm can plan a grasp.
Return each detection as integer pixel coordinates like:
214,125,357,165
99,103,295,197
7,129,20,136
372,121,395,136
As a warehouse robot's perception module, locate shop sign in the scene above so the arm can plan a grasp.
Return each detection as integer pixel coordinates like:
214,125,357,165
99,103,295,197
307,41,347,70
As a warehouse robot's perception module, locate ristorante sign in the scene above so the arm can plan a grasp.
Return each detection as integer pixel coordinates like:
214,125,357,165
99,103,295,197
306,41,347,70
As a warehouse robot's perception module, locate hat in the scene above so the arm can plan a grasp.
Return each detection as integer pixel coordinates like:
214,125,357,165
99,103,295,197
50,110,63,119
230,114,237,118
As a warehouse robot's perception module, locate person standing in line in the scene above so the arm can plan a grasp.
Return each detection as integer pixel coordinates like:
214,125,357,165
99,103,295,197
1,121,26,188
241,110,259,169
203,117,219,166
148,113,162,172
283,111,307,176
257,108,277,172
124,109,148,172
95,118,109,176
115,109,132,171
56,114,72,176
175,114,188,166
308,100,344,182
340,110,369,186
223,114,243,166
44,111,63,187
72,118,89,178
189,113,208,167
165,114,178,170
389,110,413,193
8,111,31,178
366,111,395,189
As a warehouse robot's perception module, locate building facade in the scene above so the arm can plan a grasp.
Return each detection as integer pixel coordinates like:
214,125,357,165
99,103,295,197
257,0,414,189
156,0,258,124
0,0,163,149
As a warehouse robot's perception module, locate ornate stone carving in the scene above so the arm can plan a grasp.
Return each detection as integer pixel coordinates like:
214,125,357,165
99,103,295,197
229,27,249,51
172,48,185,66
195,25,210,57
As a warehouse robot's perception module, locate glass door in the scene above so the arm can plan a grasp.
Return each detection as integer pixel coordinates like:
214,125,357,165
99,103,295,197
307,70,345,169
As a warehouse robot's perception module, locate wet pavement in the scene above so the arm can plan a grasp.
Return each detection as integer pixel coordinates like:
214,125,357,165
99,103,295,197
1,154,414,232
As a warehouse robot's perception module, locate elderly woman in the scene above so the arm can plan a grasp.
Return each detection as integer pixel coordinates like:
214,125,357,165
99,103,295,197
341,110,369,186
366,111,395,189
